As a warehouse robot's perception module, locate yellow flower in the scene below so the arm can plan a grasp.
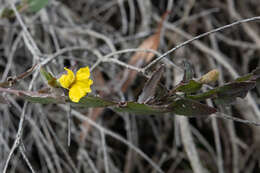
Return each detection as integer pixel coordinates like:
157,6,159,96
58,66,93,102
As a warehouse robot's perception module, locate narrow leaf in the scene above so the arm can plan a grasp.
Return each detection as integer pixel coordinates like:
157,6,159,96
187,89,218,101
235,67,260,82
168,99,217,116
217,81,255,98
71,95,117,108
175,80,202,94
235,74,252,82
115,102,168,115
187,81,256,105
40,68,54,81
27,0,49,12
40,67,60,87
0,87,116,107
138,65,165,103
22,93,64,104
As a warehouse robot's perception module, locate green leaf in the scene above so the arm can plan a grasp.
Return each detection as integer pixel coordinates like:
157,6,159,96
40,68,60,87
175,80,202,94
217,82,255,98
187,89,217,101
1,8,14,18
71,95,116,108
235,74,252,82
24,95,62,104
115,102,168,115
187,81,255,102
17,89,216,116
214,81,255,105
27,0,49,12
40,68,53,81
235,67,260,82
24,95,117,107
16,90,65,104
16,89,116,107
115,99,217,116
168,99,217,116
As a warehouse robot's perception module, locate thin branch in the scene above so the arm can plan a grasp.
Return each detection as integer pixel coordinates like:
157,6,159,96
143,16,260,71
101,131,109,173
19,143,36,173
178,116,209,173
10,1,41,60
3,102,28,173
59,105,164,173
214,113,260,126
66,104,72,147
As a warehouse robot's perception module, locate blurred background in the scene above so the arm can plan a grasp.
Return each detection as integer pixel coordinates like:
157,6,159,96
0,0,260,172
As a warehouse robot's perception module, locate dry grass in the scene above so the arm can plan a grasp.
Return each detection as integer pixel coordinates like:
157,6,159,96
0,0,260,173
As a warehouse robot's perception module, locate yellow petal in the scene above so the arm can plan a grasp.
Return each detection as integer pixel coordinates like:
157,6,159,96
68,81,92,102
69,85,85,102
76,66,90,81
88,79,93,85
76,81,92,92
58,67,75,89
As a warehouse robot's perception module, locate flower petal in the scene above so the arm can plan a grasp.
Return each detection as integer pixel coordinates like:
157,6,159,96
69,85,85,102
76,66,90,81
58,67,75,89
88,79,93,86
76,81,92,92
69,81,92,102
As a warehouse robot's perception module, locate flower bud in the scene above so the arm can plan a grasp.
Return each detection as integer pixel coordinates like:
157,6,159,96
199,69,219,84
